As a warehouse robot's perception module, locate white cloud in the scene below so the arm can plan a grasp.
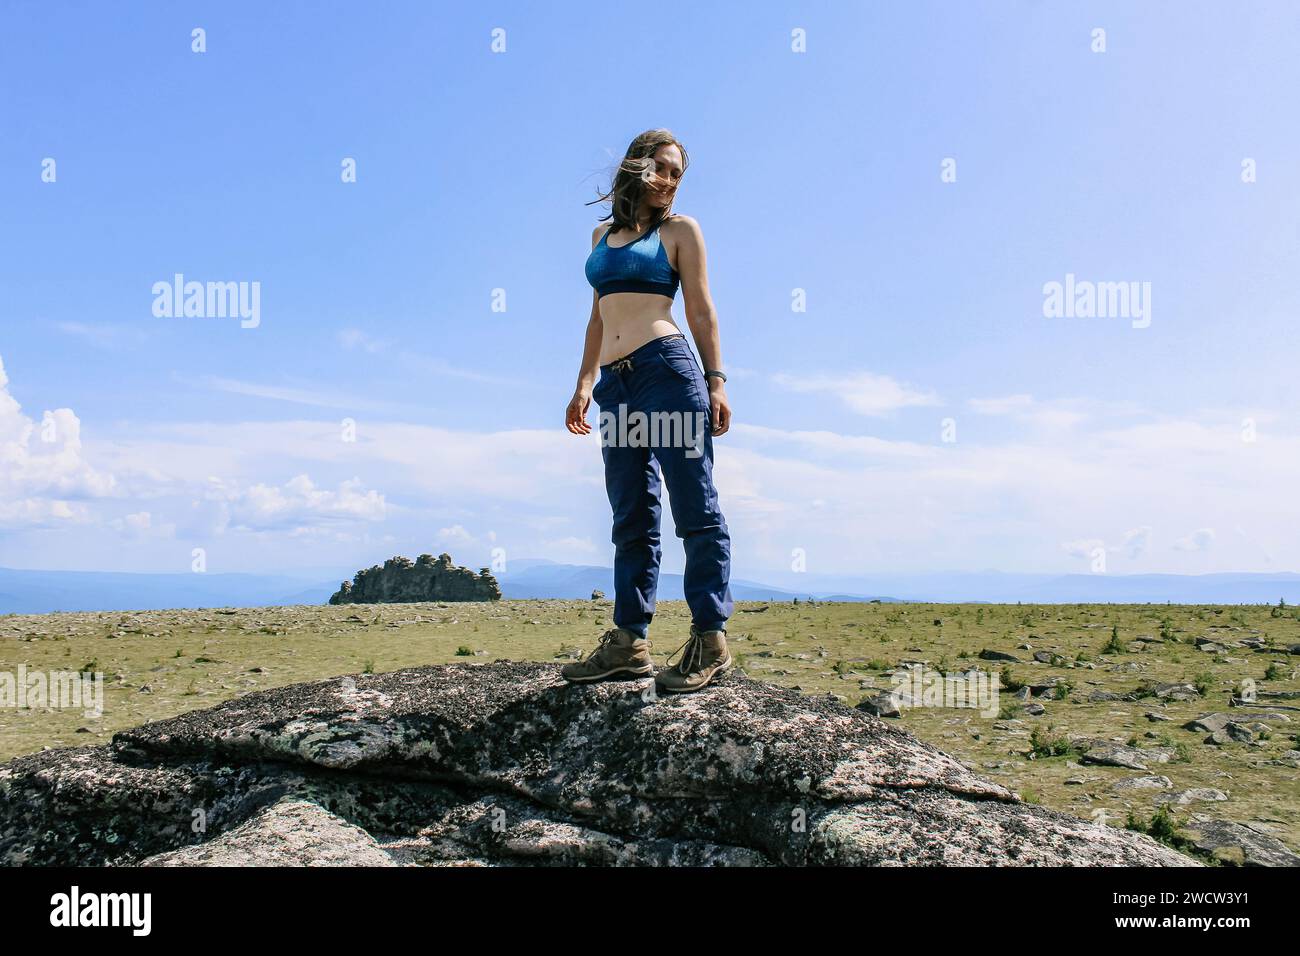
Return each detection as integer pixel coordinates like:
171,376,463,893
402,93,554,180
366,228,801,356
197,375,405,414
1172,528,1215,552
79,404,1300,573
1062,538,1107,560
337,327,516,386
338,328,389,353
968,393,1090,429
204,474,386,532
110,510,176,539
772,371,942,416
0,354,118,528
0,498,83,527
6,348,1299,575
54,321,149,350
436,524,475,545
1123,525,1152,558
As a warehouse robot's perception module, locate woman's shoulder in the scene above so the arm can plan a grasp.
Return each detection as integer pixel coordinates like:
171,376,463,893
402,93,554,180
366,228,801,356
661,213,702,236
661,214,703,249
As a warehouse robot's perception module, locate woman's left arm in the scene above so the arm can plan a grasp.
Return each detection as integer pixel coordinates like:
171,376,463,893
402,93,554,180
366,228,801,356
673,216,731,437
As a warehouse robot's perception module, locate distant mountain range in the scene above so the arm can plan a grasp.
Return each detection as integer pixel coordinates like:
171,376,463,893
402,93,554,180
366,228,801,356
497,561,1300,605
1,562,1297,615
493,559,898,603
0,568,343,615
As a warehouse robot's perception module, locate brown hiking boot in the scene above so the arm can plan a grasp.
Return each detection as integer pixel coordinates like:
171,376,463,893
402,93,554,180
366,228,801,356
560,627,653,683
655,626,731,694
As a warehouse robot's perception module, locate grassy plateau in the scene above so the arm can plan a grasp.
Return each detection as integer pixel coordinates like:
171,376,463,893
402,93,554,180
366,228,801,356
2,598,1297,859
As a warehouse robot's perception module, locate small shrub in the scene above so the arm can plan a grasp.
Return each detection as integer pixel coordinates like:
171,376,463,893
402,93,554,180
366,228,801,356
1029,725,1076,758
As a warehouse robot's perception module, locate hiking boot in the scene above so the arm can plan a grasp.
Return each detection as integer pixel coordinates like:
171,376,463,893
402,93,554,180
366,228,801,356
560,627,653,683
655,626,731,694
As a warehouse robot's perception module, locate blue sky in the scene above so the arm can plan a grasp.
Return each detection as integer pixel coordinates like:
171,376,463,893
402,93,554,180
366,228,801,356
1,1,1298,579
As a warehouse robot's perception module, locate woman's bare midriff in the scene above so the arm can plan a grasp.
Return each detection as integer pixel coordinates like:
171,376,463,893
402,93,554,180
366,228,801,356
598,293,682,365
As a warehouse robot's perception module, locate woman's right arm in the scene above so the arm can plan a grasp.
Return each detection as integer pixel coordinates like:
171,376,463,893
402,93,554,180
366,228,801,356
565,226,607,435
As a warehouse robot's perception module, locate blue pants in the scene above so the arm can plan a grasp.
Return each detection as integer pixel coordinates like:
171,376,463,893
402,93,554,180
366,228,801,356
592,332,733,636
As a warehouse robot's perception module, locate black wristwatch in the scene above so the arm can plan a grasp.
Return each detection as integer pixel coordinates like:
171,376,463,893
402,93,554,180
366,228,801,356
704,369,727,383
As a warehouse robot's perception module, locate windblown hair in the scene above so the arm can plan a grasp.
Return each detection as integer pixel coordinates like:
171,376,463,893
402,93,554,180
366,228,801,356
587,128,689,234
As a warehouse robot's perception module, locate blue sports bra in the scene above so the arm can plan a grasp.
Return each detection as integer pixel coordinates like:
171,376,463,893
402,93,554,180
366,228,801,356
584,218,680,299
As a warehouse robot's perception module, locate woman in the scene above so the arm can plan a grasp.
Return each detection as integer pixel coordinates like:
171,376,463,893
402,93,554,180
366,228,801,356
562,129,734,694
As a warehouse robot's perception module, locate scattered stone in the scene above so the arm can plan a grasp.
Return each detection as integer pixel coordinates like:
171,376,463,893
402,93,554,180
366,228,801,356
1185,712,1290,734
1180,818,1300,867
856,690,913,718
1089,690,1124,703
978,649,1021,662
1113,775,1172,792
1204,722,1259,745
1158,789,1228,806
1229,696,1300,711
1153,683,1200,702
1080,746,1171,771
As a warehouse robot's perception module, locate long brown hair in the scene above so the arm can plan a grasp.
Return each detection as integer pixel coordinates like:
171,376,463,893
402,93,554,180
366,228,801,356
587,128,689,234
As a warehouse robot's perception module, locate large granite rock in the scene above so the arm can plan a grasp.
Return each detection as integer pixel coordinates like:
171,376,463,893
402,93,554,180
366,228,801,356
142,799,399,867
329,552,500,605
0,662,1198,867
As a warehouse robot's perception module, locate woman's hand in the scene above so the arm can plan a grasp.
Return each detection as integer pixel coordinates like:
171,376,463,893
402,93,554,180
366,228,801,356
708,381,731,436
565,388,593,435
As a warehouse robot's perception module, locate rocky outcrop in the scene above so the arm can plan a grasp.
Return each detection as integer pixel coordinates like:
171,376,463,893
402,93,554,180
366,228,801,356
1180,817,1300,867
329,552,500,605
0,662,1199,867
142,800,399,867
